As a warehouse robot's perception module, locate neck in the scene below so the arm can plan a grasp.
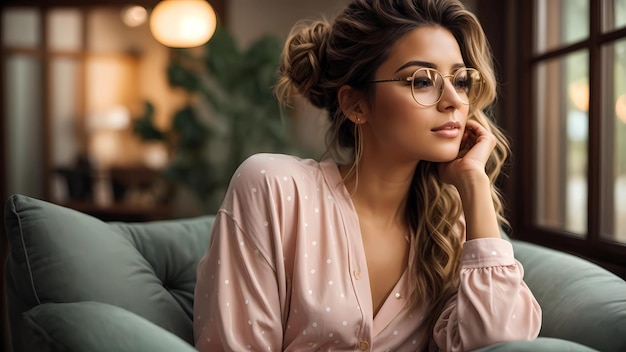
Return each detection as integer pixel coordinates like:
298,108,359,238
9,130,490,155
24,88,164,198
340,159,417,229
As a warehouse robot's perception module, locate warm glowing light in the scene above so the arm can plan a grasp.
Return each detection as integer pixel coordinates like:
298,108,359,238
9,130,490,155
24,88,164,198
121,5,148,27
616,94,626,124
149,0,217,48
568,80,589,112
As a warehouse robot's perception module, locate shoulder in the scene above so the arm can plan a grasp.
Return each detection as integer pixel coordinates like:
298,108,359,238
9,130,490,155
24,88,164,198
232,153,319,185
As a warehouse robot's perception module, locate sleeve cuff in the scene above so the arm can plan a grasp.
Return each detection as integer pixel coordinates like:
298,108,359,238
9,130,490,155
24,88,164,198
461,238,516,268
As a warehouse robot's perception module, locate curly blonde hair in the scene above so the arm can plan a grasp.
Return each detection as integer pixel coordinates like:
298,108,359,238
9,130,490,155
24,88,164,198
275,0,510,341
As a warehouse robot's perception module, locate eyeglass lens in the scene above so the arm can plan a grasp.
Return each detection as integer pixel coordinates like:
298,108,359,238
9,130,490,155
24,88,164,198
410,68,483,105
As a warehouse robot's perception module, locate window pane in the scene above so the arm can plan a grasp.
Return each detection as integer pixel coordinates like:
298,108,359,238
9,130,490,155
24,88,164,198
534,51,589,235
51,58,80,166
5,55,44,198
603,0,626,32
601,39,626,242
534,0,589,53
2,8,40,47
48,8,83,51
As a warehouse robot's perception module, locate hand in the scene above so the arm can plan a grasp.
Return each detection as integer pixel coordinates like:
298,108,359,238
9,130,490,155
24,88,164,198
437,119,497,187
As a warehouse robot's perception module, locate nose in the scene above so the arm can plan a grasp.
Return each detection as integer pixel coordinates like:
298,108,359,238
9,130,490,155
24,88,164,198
437,76,464,111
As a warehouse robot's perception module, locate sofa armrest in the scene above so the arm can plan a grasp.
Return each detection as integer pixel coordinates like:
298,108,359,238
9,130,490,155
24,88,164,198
512,240,626,352
21,302,197,352
474,337,597,351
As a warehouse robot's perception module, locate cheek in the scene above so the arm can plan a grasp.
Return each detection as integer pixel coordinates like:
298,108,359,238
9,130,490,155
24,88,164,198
371,87,420,127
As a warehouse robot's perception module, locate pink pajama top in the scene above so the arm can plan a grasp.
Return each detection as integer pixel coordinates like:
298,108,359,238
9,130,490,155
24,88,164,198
193,153,541,351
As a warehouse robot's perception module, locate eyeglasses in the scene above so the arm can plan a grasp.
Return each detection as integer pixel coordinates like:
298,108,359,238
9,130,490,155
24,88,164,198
368,67,485,106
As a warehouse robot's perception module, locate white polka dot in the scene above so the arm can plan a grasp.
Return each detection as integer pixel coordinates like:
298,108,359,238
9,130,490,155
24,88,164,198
512,314,517,319
329,333,334,337
302,330,307,335
304,223,308,227
312,322,318,327
471,253,476,259
491,250,498,255
263,221,269,227
308,290,313,295
224,279,229,285
226,302,230,307
287,196,292,201
310,269,316,274
327,195,333,200
248,320,252,325
294,309,298,314
207,337,211,342
326,259,332,264
342,321,348,326
312,240,317,246
217,259,221,265
326,307,331,312
305,195,309,199
314,208,319,213
340,293,345,298
412,340,417,345
252,187,257,193
254,249,260,254
328,280,334,285
260,169,266,174
244,299,249,304
239,241,244,247
283,176,288,181
393,330,399,335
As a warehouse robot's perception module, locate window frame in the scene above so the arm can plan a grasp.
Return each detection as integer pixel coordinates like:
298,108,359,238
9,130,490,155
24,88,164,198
508,0,626,276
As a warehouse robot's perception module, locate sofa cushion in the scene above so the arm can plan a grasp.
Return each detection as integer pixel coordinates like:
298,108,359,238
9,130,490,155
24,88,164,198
23,301,197,352
4,194,214,349
512,240,626,352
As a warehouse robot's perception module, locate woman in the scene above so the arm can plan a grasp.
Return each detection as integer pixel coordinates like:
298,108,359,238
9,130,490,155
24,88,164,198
193,0,542,350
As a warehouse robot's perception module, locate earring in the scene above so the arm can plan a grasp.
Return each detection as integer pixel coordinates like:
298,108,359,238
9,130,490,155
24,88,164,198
356,117,361,124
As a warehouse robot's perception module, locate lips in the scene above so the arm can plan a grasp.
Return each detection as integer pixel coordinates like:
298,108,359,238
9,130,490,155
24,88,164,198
431,121,461,132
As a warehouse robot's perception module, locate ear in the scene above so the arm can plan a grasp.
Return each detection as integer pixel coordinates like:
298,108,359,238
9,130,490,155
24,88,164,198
337,85,367,124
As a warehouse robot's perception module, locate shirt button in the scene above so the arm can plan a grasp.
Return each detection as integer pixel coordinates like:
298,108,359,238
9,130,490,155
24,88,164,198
354,271,362,280
358,341,369,350
394,292,402,299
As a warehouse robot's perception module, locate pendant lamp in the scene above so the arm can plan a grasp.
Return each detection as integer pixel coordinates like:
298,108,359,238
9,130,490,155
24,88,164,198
150,0,217,48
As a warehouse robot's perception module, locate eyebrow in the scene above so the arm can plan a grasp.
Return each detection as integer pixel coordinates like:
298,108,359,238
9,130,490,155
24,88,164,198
394,60,466,73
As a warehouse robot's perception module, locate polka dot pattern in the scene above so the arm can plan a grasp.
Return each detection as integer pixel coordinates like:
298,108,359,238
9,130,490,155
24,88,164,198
193,154,538,351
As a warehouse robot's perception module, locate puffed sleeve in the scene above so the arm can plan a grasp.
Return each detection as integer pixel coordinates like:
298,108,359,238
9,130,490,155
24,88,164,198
193,155,288,351
432,238,542,352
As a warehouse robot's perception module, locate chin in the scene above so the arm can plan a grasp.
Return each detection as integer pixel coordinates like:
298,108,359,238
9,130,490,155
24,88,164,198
428,148,461,163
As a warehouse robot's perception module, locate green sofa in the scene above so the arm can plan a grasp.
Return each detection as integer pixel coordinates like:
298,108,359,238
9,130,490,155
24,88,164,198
3,194,626,351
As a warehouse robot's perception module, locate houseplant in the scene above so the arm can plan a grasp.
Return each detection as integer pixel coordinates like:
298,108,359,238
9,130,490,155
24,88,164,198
134,27,298,212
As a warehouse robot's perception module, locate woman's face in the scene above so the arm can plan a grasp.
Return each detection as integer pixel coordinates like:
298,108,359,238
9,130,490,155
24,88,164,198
361,26,470,164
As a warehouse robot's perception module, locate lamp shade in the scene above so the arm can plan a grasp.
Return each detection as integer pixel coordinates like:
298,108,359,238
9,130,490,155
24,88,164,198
150,0,217,48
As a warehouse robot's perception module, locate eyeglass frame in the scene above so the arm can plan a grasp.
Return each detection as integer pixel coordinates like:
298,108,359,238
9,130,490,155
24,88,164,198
367,67,484,106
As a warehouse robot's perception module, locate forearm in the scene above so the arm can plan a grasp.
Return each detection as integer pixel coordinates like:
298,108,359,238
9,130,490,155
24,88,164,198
456,173,500,240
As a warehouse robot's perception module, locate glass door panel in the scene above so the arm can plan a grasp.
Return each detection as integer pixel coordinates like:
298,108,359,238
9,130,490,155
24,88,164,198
534,51,589,235
5,55,44,198
601,39,626,243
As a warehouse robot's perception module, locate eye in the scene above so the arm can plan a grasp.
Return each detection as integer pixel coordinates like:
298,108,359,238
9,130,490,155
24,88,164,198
453,76,472,91
412,76,435,90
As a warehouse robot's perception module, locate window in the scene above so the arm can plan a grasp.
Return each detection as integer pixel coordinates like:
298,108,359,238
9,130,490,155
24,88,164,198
513,0,626,276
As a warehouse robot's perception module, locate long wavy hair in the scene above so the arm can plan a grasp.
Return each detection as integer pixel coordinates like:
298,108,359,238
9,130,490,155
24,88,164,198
275,0,510,342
